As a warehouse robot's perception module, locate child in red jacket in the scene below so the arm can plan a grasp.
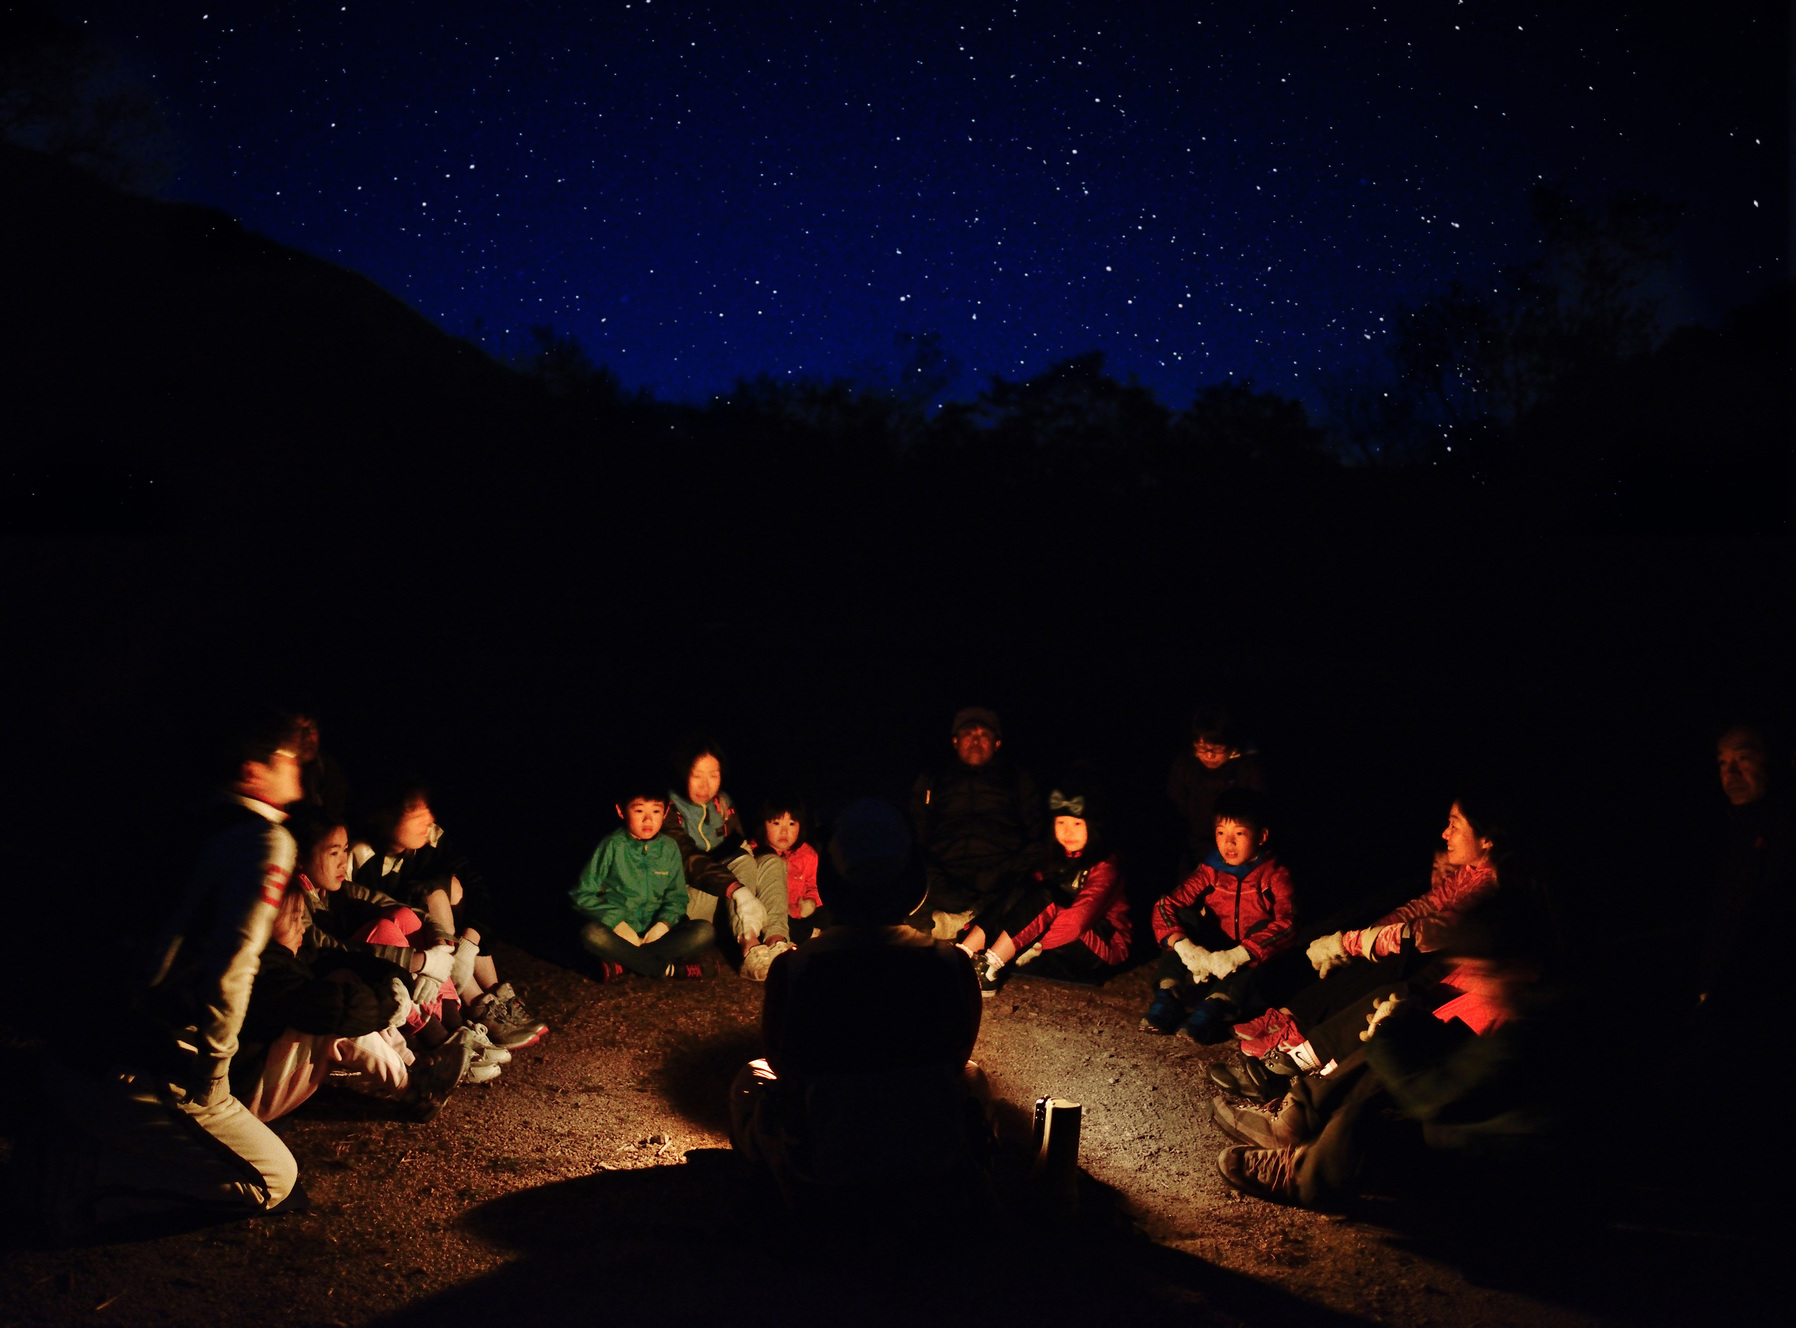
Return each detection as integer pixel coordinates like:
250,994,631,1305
970,771,1132,996
744,793,829,945
1140,787,1297,1043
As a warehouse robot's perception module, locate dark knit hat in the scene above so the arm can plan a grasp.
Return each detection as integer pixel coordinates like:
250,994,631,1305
950,706,1002,738
823,798,926,923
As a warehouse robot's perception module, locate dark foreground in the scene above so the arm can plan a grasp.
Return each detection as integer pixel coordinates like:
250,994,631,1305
0,943,1774,1328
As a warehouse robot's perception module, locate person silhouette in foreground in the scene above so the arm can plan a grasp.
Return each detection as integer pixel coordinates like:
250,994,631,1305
729,798,992,1213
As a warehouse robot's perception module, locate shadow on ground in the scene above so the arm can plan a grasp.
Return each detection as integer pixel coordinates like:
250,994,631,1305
373,1154,1374,1328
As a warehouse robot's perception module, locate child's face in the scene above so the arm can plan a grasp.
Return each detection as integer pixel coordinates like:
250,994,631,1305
1215,817,1266,867
618,798,668,840
1054,815,1089,855
764,813,801,854
390,798,435,852
686,755,722,806
304,826,350,892
1193,737,1234,770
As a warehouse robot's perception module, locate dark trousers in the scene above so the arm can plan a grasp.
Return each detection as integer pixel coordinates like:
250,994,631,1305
1151,905,1266,1010
789,906,833,946
995,886,1120,982
579,918,715,977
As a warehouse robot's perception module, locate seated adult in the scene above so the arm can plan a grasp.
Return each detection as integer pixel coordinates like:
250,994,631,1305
729,799,991,1212
1214,793,1509,1101
1698,725,1792,1015
908,707,1045,946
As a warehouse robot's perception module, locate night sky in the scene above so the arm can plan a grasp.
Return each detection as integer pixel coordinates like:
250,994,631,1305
77,1,1785,406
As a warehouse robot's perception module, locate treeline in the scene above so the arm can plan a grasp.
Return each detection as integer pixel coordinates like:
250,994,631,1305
0,135,1786,541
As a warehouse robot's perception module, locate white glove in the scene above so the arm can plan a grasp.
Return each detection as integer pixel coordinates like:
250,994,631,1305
386,976,416,1031
1359,994,1402,1042
1204,945,1250,980
412,943,454,1004
1172,938,1212,981
449,937,479,993
1013,942,1044,967
1307,931,1352,977
730,887,768,941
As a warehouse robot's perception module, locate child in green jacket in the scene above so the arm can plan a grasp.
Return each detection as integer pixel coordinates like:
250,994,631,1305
572,779,716,979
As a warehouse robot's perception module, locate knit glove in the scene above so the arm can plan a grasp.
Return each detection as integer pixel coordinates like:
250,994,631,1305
449,937,479,993
1306,931,1352,977
412,943,454,1005
1172,938,1213,981
1014,942,1044,967
1359,994,1402,1042
385,976,416,1031
1204,945,1250,980
730,887,768,941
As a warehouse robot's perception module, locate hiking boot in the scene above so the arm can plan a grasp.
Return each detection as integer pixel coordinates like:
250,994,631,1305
1217,1144,1304,1204
1209,1095,1312,1149
475,983,547,1047
1176,998,1236,1046
465,1024,512,1067
1139,986,1185,1035
404,1038,471,1122
1207,1055,1286,1104
740,943,777,982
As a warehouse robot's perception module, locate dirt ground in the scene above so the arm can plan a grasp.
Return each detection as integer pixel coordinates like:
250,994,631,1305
0,943,1763,1327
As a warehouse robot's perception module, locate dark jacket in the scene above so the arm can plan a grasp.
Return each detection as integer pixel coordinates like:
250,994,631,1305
910,758,1046,902
227,942,407,1100
1166,749,1266,863
301,873,415,969
348,823,492,941
664,795,750,900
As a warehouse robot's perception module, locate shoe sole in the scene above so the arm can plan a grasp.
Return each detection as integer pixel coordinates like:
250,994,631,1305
1139,1018,1178,1034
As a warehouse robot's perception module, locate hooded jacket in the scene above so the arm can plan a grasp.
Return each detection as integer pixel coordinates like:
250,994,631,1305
1151,851,1298,963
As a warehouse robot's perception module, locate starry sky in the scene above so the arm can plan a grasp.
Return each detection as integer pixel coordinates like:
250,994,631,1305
77,1,1786,406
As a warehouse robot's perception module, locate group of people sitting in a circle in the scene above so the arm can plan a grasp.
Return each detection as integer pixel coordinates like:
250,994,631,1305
12,704,1784,1237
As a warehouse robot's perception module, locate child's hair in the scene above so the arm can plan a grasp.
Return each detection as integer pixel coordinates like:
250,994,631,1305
1212,786,1270,836
616,774,670,811
212,705,306,783
286,804,346,865
670,735,726,786
1189,704,1239,748
759,791,808,830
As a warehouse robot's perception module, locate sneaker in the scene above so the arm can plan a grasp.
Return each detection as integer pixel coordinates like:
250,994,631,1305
466,1023,512,1067
740,944,776,982
1217,1144,1303,1204
973,950,1003,998
664,960,705,979
1206,1055,1287,1104
1176,998,1236,1046
1209,1095,1311,1149
596,961,626,982
1138,985,1185,1034
460,1059,502,1085
404,1038,471,1122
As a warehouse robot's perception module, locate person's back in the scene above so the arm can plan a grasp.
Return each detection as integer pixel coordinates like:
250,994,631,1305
731,799,990,1207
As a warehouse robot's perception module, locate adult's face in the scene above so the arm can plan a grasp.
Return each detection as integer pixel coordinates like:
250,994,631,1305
952,725,999,767
1441,802,1494,869
686,754,722,806
1718,733,1768,807
238,746,304,809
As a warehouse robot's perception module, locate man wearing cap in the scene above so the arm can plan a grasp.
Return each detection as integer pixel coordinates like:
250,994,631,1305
909,707,1047,946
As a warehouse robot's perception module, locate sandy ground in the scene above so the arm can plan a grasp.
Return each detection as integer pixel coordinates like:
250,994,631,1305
0,943,1757,1327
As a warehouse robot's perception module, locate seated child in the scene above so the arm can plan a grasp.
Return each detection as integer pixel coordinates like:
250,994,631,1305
729,799,991,1211
572,778,717,978
350,784,547,1047
230,880,422,1122
969,773,1132,996
741,793,829,945
1140,787,1298,1043
664,740,792,980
